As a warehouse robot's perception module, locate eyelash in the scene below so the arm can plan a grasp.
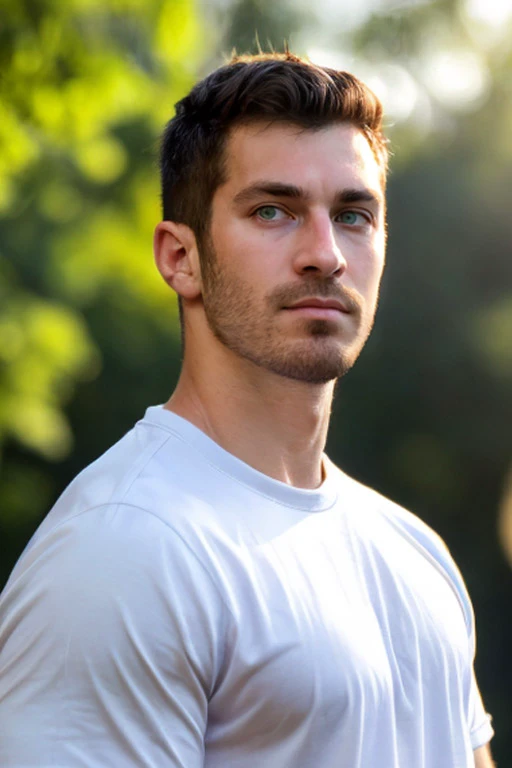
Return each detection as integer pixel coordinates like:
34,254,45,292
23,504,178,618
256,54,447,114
335,210,372,226
253,205,372,226
253,205,287,221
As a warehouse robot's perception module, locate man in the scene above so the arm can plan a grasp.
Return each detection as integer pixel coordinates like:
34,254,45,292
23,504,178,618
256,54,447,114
0,52,494,767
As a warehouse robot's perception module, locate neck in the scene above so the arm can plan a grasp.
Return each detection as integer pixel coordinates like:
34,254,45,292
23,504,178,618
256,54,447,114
165,345,335,490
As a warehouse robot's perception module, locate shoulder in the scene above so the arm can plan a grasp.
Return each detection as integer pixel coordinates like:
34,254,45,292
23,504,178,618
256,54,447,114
0,501,230,690
5,410,236,622
0,502,226,765
24,409,217,553
335,468,474,633
3,501,227,615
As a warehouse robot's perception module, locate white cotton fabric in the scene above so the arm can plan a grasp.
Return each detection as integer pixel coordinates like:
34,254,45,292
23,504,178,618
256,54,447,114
0,405,493,767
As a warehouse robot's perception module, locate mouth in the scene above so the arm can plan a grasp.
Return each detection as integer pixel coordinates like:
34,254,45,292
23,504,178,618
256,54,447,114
284,298,350,319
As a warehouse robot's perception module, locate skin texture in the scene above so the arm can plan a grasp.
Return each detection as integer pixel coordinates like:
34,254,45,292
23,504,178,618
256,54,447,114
198,128,384,385
474,743,495,767
154,121,386,489
154,119,493,761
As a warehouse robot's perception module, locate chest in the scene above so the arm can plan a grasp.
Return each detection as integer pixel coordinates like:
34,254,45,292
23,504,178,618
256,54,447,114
208,516,470,744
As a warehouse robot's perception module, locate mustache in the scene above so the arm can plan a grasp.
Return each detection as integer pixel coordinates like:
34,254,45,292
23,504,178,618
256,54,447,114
270,281,362,314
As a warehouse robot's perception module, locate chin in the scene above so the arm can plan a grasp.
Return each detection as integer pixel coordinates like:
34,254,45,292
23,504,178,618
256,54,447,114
263,345,359,384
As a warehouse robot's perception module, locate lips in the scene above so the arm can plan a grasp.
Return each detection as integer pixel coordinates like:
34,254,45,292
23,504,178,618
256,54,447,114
285,298,350,313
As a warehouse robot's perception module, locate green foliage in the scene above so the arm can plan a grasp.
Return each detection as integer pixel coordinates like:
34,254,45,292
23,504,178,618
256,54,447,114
0,291,98,458
0,0,204,460
1,0,511,760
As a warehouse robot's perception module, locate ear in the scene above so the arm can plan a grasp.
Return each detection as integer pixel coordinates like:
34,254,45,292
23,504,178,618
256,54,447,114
153,220,202,300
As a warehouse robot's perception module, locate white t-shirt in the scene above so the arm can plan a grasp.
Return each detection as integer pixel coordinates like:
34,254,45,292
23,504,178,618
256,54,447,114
0,405,493,767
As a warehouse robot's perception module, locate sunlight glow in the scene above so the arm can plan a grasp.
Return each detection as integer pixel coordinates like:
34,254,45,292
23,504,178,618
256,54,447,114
307,49,419,124
422,50,490,111
307,0,374,30
363,64,419,122
466,0,512,27
307,48,355,73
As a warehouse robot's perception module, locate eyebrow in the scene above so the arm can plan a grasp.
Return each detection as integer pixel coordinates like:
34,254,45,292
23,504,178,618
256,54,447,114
232,182,383,207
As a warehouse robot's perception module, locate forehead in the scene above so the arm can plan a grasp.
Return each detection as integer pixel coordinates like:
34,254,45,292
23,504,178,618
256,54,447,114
220,121,384,197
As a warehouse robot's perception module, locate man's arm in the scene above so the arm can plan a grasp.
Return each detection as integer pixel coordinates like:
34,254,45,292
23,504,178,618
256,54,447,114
474,743,495,768
0,504,223,766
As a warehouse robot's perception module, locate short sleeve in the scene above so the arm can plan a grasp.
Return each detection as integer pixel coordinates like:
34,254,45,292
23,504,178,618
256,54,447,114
450,559,495,750
379,499,495,751
468,666,494,749
0,504,228,767
466,614,494,750
437,541,495,750
447,547,495,750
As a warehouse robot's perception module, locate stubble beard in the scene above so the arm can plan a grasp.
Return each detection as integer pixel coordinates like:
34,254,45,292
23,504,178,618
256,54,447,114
199,238,376,385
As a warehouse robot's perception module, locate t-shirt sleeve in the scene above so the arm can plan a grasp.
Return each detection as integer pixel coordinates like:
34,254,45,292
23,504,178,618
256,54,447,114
437,547,495,750
0,503,228,767
382,499,495,750
468,666,494,749
428,532,495,749
465,604,494,749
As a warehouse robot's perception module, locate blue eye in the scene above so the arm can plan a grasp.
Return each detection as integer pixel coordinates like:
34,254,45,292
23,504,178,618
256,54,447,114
256,206,281,221
338,211,366,226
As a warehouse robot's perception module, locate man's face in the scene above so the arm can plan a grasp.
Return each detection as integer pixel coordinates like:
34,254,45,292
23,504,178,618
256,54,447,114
199,121,386,384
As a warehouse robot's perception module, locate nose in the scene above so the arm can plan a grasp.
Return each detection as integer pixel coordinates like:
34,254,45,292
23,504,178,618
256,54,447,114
292,211,347,278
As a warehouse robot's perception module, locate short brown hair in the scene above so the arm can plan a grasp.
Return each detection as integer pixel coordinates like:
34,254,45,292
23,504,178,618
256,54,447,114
159,51,388,241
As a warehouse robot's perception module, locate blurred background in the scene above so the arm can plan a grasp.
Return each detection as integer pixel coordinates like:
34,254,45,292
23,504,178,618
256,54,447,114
1,0,511,758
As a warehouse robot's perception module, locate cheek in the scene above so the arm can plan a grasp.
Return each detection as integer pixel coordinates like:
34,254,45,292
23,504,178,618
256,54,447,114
212,222,260,269
214,227,286,291
349,250,385,292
